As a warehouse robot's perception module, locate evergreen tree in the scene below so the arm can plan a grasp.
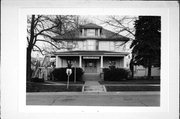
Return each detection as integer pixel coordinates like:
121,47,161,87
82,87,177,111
130,16,161,79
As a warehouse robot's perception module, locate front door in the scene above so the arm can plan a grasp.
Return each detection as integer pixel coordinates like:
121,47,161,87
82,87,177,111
84,59,97,73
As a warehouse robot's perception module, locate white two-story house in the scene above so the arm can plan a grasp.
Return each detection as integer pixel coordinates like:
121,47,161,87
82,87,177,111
53,23,130,74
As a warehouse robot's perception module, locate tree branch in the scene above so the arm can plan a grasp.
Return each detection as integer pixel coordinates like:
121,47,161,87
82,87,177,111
37,20,45,30
111,16,135,36
34,24,58,38
36,39,62,49
38,33,61,42
100,16,136,38
33,15,43,29
33,45,45,55
27,37,30,44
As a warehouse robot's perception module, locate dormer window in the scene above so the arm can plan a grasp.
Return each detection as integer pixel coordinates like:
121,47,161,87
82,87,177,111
81,28,101,36
80,29,101,36
87,29,95,36
80,23,102,37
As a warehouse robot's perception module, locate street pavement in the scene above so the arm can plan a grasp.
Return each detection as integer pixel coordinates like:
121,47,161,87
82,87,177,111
26,91,160,106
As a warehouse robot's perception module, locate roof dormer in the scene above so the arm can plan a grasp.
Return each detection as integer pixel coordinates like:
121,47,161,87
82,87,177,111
80,23,102,37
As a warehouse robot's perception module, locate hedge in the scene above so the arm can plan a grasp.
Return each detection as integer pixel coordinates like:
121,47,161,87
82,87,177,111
103,68,129,81
50,67,84,82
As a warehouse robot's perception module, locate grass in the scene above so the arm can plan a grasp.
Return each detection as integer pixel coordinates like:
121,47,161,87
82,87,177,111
105,86,160,91
100,78,160,92
99,79,160,85
26,81,83,92
49,80,85,85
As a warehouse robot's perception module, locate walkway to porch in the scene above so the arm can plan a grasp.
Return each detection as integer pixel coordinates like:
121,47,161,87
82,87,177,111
82,73,106,92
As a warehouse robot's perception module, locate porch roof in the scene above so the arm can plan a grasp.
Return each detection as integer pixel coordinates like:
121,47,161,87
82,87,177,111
53,50,129,56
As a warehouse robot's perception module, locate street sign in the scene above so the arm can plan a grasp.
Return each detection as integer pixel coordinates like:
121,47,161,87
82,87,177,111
66,68,72,76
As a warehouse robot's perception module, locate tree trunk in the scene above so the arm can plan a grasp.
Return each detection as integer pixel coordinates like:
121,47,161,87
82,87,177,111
130,60,134,79
132,66,134,79
27,15,35,81
130,54,134,79
27,47,32,81
147,59,152,79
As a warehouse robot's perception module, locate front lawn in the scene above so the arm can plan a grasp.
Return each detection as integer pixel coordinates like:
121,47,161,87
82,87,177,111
105,86,160,91
49,80,84,85
99,79,160,85
100,78,160,91
26,82,83,92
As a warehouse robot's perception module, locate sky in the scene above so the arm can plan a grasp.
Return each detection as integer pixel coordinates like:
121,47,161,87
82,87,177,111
79,15,136,38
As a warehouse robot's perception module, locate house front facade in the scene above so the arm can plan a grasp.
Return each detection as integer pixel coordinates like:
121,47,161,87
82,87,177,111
53,23,131,74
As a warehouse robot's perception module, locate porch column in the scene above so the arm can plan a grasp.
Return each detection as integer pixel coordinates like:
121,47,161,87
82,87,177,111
56,56,62,68
123,56,126,68
100,56,104,72
82,29,84,36
79,55,82,68
98,29,100,36
59,57,62,67
55,56,59,68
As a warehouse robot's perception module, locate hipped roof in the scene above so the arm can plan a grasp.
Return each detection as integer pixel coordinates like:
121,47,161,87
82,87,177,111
54,23,129,41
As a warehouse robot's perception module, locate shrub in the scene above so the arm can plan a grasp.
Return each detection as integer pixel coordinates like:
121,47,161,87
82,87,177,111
51,67,84,82
103,68,129,81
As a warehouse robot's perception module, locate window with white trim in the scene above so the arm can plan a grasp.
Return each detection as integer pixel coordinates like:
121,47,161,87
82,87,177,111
86,40,96,50
86,29,95,36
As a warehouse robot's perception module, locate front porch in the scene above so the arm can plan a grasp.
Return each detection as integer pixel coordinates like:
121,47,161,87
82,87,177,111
54,50,129,74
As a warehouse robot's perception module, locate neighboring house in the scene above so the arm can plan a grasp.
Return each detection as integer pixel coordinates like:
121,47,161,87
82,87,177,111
53,23,131,74
134,66,160,78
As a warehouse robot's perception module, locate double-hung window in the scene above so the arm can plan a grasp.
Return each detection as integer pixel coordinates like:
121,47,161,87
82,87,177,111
87,40,96,50
86,29,95,36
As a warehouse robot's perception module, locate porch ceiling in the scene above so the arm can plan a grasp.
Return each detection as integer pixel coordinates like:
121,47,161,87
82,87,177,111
53,50,129,56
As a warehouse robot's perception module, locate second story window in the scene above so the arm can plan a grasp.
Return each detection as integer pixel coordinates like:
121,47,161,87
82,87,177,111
87,40,96,50
66,41,74,50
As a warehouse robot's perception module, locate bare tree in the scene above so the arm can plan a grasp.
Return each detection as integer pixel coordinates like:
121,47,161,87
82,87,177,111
102,16,137,43
27,15,79,81
101,16,137,78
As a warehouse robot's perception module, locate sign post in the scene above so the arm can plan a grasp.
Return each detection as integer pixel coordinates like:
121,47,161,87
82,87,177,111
74,67,76,83
66,68,72,89
74,60,76,83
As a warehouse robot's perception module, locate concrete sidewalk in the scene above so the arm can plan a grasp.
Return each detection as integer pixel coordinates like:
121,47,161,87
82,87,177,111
83,81,106,92
26,91,160,106
82,73,107,92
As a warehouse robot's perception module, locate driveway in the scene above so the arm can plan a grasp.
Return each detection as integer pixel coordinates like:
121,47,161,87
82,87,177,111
26,91,160,106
